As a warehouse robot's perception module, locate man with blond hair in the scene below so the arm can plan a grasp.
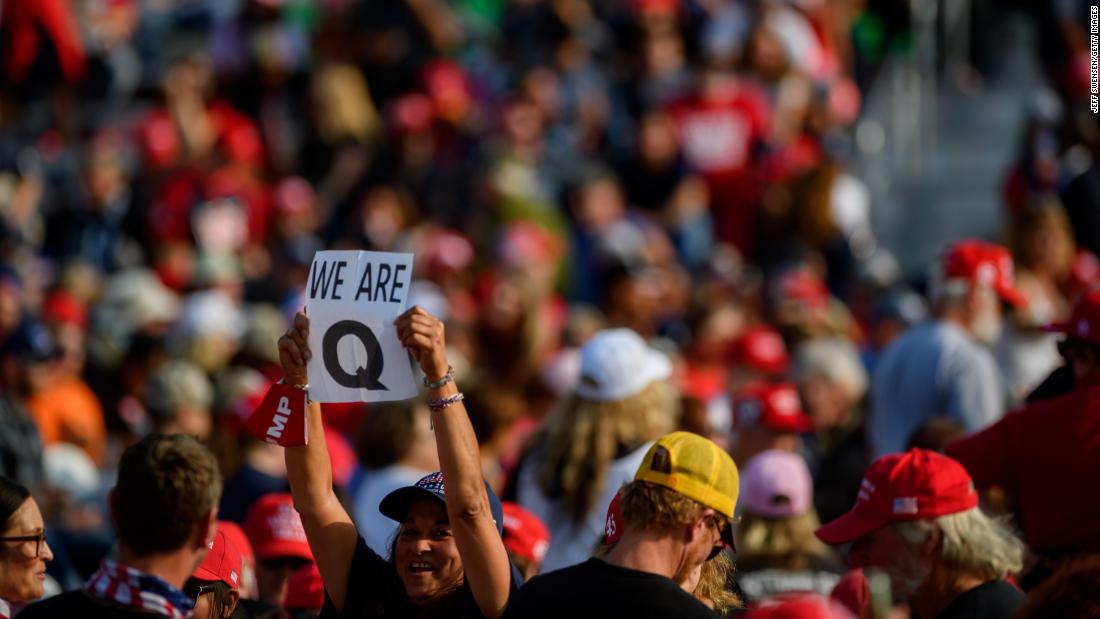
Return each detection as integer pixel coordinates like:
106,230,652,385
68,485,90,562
815,449,1025,619
502,431,738,618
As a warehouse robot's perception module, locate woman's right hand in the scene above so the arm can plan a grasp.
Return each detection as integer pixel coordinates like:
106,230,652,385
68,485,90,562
278,311,311,386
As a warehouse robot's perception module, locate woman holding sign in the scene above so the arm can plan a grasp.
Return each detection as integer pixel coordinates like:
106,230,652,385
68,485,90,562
277,306,517,618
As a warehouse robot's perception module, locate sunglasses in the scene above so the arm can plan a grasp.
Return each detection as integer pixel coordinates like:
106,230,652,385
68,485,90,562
0,531,47,558
184,581,218,600
705,517,735,561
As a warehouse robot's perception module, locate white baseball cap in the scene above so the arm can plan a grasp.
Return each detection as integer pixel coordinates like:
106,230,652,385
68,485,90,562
574,328,672,402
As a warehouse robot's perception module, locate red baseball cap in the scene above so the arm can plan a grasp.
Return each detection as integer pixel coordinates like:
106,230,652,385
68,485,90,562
283,562,324,610
501,502,550,565
941,240,1027,307
742,594,856,619
815,449,978,545
603,490,624,545
194,530,243,590
42,291,87,329
733,383,813,434
730,326,789,376
217,520,255,566
243,493,314,562
1044,289,1100,346
774,270,831,313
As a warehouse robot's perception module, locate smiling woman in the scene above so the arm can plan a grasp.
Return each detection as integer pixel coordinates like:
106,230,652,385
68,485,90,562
277,306,517,619
0,475,53,617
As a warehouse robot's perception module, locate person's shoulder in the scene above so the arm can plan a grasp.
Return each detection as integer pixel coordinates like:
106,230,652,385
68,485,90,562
874,323,931,368
18,591,90,616
939,580,1024,618
19,591,162,618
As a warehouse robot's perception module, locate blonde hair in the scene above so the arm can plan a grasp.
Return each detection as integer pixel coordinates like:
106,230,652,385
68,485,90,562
1007,197,1075,276
894,508,1025,580
736,510,837,571
617,480,724,534
538,382,677,522
694,551,742,613
593,484,742,614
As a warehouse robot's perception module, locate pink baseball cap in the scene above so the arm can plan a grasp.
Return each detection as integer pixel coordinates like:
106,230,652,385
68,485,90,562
740,449,813,518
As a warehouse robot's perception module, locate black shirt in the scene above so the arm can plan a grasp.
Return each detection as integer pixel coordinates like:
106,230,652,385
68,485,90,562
320,534,520,619
935,580,1025,619
18,591,166,618
501,558,719,619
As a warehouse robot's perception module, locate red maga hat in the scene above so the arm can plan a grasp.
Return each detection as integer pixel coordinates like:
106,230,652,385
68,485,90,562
193,530,243,590
729,325,789,376
941,240,1027,307
243,493,314,562
815,449,978,545
501,502,550,565
284,562,324,610
742,594,856,619
733,383,813,434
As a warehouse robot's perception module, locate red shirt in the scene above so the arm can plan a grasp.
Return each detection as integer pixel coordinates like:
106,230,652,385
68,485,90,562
946,378,1100,554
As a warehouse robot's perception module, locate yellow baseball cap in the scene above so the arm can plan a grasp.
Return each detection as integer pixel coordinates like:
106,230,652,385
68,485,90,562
633,432,740,518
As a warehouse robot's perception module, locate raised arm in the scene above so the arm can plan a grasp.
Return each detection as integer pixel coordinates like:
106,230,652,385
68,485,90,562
396,307,513,619
279,313,358,612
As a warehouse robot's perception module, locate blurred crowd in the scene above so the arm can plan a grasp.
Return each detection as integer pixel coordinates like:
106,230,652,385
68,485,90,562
2,0,1100,617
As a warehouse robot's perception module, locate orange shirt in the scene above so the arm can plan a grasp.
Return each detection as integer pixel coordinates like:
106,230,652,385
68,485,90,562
28,377,106,464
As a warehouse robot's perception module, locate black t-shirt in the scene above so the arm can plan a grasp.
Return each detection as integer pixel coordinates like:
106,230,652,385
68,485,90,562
320,534,520,619
935,580,1025,619
18,591,167,618
501,558,719,619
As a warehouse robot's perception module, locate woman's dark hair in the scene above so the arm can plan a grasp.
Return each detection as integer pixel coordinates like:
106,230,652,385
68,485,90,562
185,578,237,619
0,475,30,531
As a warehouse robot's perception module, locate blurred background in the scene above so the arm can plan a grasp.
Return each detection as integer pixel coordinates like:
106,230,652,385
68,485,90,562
0,0,1097,603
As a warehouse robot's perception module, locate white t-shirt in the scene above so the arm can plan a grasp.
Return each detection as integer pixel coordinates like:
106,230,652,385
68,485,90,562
352,464,430,557
516,442,653,573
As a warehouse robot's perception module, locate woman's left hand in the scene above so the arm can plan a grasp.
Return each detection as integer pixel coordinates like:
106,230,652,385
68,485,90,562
395,306,449,382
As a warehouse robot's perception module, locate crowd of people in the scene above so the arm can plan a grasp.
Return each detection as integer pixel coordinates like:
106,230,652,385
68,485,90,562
2,0,1100,617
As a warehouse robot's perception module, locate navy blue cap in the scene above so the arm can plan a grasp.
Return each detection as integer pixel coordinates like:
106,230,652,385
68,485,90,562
1,322,61,363
379,471,505,536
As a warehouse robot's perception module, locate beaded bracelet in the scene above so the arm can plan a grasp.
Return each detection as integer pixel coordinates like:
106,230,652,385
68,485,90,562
423,366,456,389
428,392,465,411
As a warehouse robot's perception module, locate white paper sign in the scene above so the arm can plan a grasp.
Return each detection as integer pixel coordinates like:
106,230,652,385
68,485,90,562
305,250,417,403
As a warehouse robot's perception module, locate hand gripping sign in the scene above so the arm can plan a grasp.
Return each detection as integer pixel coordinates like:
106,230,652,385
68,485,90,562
248,251,417,446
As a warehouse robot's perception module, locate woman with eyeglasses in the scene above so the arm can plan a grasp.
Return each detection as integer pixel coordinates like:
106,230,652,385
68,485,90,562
184,529,243,619
0,475,53,618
